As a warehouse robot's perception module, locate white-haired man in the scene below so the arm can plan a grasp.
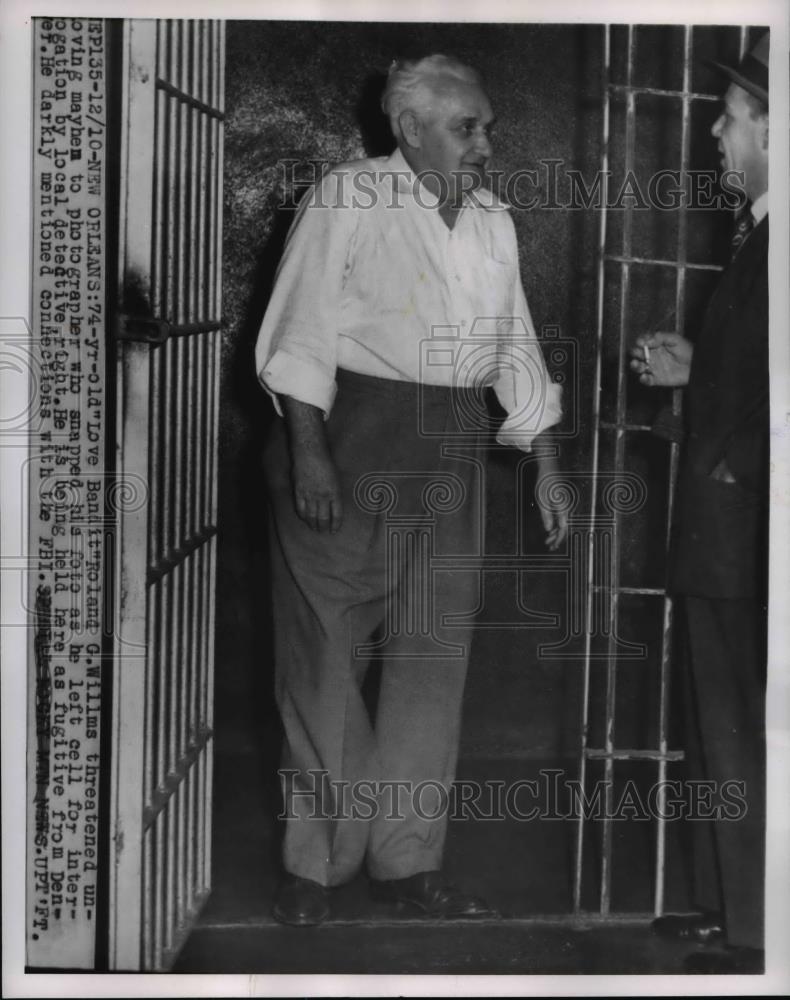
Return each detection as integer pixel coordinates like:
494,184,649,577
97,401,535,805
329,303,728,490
256,54,567,925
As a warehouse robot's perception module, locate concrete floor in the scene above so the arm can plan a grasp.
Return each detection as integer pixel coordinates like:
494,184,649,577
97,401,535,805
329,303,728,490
172,749,710,974
174,915,699,975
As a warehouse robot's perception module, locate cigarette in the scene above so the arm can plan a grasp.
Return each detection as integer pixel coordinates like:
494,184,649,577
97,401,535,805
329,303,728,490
643,344,650,365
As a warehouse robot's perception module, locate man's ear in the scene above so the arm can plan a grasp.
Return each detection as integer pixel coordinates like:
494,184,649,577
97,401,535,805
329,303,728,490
398,110,421,149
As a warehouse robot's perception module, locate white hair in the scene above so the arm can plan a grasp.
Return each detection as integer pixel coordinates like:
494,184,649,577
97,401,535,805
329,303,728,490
381,54,482,127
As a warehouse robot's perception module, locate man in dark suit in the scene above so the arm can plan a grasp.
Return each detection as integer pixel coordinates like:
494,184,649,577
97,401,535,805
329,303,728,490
630,33,769,975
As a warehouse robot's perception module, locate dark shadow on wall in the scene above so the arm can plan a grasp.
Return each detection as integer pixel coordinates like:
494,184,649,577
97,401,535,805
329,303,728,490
356,72,396,158
214,199,297,754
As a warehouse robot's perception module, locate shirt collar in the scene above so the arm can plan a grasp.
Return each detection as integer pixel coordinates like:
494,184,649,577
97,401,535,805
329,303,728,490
750,192,768,224
384,147,507,212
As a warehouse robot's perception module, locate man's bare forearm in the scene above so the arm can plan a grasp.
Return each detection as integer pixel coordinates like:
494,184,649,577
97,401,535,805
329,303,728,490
281,396,330,458
280,396,343,532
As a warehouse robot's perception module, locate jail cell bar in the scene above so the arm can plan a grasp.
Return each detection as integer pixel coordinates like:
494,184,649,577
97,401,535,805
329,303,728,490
573,24,747,918
110,19,225,971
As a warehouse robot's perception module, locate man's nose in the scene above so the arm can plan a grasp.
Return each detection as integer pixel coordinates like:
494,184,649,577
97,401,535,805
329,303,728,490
475,131,493,158
711,114,724,138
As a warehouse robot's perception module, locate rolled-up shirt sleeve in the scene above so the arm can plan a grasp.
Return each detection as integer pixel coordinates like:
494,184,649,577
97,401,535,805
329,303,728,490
493,273,563,452
255,167,359,417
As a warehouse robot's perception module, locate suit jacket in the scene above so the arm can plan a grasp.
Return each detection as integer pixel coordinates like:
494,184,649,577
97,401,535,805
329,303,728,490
671,216,769,600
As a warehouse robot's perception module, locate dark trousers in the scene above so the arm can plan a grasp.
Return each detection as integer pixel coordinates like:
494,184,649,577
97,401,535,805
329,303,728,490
683,595,766,950
263,370,486,886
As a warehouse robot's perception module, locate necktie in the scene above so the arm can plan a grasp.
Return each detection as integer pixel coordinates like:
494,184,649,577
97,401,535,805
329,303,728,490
730,206,754,260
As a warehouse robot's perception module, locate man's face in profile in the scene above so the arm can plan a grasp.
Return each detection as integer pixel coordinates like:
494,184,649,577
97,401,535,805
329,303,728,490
711,82,769,198
416,78,495,203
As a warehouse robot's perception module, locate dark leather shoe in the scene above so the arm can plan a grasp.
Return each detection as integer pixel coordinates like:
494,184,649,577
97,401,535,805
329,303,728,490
651,911,725,945
684,946,764,974
272,875,330,926
370,870,498,919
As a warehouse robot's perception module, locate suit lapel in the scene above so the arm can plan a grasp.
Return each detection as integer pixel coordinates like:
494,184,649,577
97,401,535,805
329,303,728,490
705,216,768,328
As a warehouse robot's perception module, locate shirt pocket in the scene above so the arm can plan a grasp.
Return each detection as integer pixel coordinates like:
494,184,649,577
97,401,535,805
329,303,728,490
475,250,515,318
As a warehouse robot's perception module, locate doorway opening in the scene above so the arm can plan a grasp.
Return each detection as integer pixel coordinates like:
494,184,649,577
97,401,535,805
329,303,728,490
179,19,750,975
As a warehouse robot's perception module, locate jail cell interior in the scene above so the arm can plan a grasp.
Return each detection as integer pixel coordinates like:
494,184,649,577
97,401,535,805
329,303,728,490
574,23,755,918
167,20,758,973
109,18,225,971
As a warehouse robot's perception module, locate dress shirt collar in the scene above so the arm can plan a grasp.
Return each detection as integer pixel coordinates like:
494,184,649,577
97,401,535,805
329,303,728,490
750,191,768,224
384,147,507,212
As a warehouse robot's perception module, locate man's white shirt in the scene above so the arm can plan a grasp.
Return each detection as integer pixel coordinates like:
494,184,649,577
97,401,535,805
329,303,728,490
255,148,562,450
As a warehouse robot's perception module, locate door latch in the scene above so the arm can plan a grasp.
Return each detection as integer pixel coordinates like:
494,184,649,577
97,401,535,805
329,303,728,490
114,313,171,344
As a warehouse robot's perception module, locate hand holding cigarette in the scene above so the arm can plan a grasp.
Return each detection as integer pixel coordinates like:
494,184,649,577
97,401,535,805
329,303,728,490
629,331,693,388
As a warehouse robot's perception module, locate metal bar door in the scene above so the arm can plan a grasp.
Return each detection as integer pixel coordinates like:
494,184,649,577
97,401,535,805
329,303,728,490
573,23,749,917
108,18,225,970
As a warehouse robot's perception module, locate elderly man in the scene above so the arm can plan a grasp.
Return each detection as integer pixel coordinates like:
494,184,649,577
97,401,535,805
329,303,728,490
630,35,769,974
256,54,566,926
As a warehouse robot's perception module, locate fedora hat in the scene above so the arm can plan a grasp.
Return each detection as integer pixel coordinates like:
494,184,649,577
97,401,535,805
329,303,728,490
708,32,769,106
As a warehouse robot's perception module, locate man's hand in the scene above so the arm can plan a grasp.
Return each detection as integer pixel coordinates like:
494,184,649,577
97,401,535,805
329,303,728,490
535,450,569,551
291,449,344,532
282,396,344,533
629,331,693,387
